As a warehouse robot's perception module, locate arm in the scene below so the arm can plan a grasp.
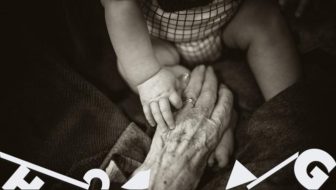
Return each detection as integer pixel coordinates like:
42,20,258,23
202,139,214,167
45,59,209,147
101,0,160,87
102,0,184,129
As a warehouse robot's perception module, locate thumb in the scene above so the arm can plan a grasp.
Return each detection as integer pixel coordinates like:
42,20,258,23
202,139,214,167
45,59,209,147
167,65,189,77
175,72,190,95
169,91,183,109
165,65,190,94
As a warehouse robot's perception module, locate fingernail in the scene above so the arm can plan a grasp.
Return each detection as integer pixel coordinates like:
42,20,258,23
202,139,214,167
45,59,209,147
206,66,214,74
220,84,226,89
169,123,176,130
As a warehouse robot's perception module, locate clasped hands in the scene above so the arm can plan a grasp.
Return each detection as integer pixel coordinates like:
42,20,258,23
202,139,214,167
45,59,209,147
134,65,235,190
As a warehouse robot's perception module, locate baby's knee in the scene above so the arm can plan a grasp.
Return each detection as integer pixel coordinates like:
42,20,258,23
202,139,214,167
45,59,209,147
223,0,287,48
152,38,180,66
247,1,287,41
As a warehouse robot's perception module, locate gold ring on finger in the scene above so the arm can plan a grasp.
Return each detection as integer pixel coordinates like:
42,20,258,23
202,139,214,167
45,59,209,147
184,97,196,107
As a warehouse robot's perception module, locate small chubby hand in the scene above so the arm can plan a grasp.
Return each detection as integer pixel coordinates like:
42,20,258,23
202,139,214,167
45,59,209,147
137,68,189,129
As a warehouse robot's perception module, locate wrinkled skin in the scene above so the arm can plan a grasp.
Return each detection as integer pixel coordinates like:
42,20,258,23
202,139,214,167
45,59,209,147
134,65,235,190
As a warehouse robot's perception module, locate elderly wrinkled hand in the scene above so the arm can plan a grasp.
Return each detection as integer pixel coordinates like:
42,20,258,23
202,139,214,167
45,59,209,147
134,65,234,190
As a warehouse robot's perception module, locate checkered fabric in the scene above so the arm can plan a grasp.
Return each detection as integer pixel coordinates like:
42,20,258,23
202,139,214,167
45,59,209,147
140,0,242,64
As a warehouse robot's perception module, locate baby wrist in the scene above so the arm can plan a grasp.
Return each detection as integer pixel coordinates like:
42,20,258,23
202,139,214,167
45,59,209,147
121,58,162,87
136,67,162,86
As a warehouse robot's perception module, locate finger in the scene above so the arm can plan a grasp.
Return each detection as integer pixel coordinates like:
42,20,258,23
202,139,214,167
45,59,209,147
150,101,167,128
176,72,190,95
183,65,206,101
195,67,218,117
216,129,234,168
211,84,234,135
166,65,190,78
216,150,230,168
169,92,183,109
143,104,156,127
165,65,190,94
208,153,215,167
159,98,175,129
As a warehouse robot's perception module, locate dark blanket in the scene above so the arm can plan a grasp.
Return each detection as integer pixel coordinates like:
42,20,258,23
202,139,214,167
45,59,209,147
2,0,336,189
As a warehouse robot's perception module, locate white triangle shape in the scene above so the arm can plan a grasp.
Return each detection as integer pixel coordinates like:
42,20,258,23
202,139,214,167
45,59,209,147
122,170,150,189
226,161,257,189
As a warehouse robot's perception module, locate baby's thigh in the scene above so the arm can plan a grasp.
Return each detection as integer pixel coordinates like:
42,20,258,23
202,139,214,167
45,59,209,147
151,37,180,66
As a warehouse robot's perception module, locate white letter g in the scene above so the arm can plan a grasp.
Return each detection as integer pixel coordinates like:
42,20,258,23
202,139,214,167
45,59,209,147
294,149,336,189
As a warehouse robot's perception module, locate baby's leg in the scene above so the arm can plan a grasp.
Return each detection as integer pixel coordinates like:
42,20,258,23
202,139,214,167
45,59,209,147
222,0,301,100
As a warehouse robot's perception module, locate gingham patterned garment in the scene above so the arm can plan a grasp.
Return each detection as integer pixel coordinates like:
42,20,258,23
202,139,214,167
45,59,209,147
140,0,242,64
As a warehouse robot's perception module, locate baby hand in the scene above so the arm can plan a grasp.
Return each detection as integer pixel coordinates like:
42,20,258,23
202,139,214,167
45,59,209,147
137,68,183,129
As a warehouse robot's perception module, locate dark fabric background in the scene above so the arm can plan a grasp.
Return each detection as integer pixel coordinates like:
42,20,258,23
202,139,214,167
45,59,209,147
1,0,133,188
1,0,336,189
